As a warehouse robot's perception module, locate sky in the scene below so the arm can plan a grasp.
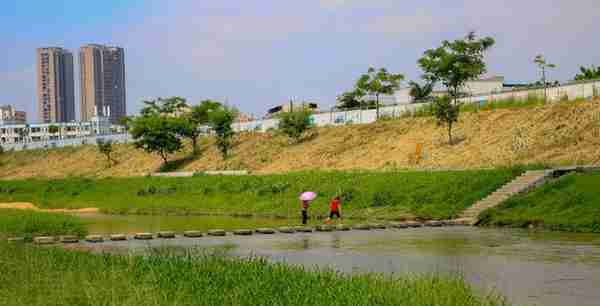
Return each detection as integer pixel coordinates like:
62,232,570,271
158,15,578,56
1,0,599,122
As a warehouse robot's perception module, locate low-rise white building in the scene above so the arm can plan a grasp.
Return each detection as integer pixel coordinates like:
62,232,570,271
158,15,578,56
0,105,26,125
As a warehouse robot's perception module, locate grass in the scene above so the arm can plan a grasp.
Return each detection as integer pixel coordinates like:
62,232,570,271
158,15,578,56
0,169,526,220
0,244,509,306
0,209,87,239
479,172,600,233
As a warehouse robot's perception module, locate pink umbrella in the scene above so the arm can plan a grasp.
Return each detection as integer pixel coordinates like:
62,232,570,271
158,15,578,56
299,191,317,201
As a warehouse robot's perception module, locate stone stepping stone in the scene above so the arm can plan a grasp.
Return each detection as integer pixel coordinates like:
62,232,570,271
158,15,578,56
278,227,296,234
157,231,176,238
85,235,104,243
316,225,335,232
207,229,226,237
110,234,128,241
389,222,409,229
255,228,276,234
369,223,387,229
335,224,351,231
134,233,154,240
233,229,253,236
59,235,79,243
425,221,443,227
293,226,314,233
7,237,25,243
352,224,371,230
405,221,423,228
34,236,56,244
183,231,204,238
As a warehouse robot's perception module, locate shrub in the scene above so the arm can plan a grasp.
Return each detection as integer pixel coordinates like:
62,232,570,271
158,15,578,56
278,109,313,142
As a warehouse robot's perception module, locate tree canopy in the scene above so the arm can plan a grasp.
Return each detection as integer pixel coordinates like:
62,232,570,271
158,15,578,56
355,67,404,119
574,65,600,81
408,81,435,103
278,109,313,142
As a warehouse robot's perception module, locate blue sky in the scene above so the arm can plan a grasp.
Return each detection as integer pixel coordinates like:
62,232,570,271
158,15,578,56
1,0,599,121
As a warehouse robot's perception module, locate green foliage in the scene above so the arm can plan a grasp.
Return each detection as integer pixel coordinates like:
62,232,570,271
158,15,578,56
185,100,222,155
355,67,404,119
208,104,237,159
0,245,507,306
433,96,460,144
47,125,59,135
0,169,523,220
278,109,313,142
408,81,435,103
336,90,364,110
479,172,600,233
130,115,183,164
574,65,600,81
418,32,495,102
0,209,87,240
96,138,115,168
140,96,187,116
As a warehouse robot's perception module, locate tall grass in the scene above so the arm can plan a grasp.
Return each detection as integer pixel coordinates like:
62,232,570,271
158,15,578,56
0,244,509,306
0,209,87,239
479,172,600,233
0,169,525,220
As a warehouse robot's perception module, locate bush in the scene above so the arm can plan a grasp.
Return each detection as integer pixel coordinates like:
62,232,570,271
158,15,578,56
278,109,313,142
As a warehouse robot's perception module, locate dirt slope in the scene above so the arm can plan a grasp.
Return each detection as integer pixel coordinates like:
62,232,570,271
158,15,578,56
1,100,599,179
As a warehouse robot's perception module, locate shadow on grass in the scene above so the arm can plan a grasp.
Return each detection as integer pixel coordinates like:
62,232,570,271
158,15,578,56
158,155,198,173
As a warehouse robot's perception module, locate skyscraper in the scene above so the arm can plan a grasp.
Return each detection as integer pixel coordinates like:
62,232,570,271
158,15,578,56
79,44,126,123
36,47,75,123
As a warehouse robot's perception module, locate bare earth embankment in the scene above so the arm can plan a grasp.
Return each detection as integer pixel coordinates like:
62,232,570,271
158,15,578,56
1,100,599,179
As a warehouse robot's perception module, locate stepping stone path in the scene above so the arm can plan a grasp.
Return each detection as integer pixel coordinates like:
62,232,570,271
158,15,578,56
255,228,276,234
7,237,25,243
134,233,154,240
353,224,371,230
336,224,351,231
389,222,409,229
316,225,335,232
369,223,387,229
208,230,226,237
183,231,203,238
278,227,296,233
157,231,176,239
294,226,314,233
60,235,79,243
110,234,127,241
34,236,55,244
405,221,423,228
86,235,104,243
425,221,443,227
233,229,253,236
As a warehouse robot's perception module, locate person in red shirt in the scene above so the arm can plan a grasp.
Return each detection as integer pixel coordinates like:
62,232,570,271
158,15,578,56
326,196,342,224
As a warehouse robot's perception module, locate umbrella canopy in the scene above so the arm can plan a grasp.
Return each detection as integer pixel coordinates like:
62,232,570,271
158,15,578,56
299,191,317,201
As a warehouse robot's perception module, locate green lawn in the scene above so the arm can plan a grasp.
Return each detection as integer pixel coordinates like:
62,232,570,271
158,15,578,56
0,244,508,306
0,209,87,239
479,172,600,232
0,169,525,220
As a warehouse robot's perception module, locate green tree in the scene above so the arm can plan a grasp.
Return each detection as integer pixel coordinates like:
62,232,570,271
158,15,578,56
534,55,557,102
336,90,364,110
278,109,313,142
418,32,494,144
433,96,460,144
140,96,188,116
118,116,131,132
355,67,404,120
130,115,182,165
408,81,435,103
96,138,116,168
207,105,237,159
48,125,60,139
574,65,600,81
183,100,222,155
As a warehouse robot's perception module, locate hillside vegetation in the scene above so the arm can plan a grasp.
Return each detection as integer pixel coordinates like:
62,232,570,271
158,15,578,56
1,100,599,179
479,172,600,233
0,169,521,220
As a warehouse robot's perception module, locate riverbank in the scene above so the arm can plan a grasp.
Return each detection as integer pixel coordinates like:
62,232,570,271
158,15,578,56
479,172,600,233
0,243,508,306
0,169,524,220
0,209,87,240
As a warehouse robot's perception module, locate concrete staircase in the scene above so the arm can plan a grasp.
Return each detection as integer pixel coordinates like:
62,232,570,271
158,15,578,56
454,170,554,225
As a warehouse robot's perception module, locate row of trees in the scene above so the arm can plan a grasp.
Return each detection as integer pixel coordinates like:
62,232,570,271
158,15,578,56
127,97,237,165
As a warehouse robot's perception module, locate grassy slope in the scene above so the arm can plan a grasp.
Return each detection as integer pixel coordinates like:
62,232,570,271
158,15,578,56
479,172,600,232
1,100,599,179
0,209,87,239
0,245,508,306
0,169,521,220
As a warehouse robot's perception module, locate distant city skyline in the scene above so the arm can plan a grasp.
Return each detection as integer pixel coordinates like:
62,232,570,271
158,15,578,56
2,0,599,121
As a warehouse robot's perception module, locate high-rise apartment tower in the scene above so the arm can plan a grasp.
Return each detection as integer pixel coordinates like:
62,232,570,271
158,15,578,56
36,47,75,123
79,44,126,123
